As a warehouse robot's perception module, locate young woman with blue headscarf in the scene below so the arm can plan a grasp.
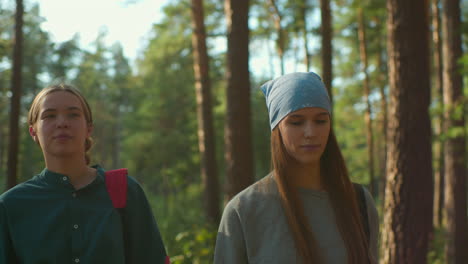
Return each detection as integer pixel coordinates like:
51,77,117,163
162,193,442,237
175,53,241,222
214,72,379,264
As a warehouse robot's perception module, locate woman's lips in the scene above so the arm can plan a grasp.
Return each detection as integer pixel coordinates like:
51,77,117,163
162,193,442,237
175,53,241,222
300,144,321,150
54,134,72,140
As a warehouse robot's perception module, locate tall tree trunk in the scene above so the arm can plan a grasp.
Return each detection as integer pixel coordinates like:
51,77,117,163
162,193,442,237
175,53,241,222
376,26,388,203
267,0,285,75
0,126,4,180
320,0,333,104
441,0,467,263
7,0,24,189
431,0,445,229
267,40,275,78
357,7,376,197
381,0,433,263
191,0,221,223
224,0,254,200
292,34,299,72
299,0,310,71
112,101,122,169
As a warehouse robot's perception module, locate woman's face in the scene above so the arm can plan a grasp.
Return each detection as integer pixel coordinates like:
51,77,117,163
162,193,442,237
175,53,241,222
278,107,330,166
29,91,92,161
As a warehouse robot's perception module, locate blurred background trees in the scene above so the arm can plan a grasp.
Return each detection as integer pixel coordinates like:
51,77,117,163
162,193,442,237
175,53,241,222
1,0,467,263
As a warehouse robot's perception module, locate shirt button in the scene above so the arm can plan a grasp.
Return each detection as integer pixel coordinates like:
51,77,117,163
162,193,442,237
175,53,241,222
74,258,80,263
73,224,79,229
62,177,67,181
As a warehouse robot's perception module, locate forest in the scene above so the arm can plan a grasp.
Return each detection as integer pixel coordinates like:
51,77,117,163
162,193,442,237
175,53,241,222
1,0,467,263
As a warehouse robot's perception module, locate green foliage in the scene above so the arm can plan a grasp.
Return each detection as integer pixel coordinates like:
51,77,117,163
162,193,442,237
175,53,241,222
172,226,217,264
251,85,272,179
145,184,217,264
427,227,447,264
334,97,369,183
1,2,57,180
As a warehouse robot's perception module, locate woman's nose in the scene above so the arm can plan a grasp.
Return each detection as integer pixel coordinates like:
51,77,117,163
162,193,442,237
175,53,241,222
56,115,69,128
304,122,315,137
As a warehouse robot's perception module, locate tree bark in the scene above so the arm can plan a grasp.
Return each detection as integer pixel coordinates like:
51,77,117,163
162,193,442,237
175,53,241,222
112,100,122,169
441,0,467,263
191,0,221,223
224,0,254,200
7,0,24,189
267,0,285,75
376,26,388,203
320,0,333,104
431,0,445,229
0,125,5,180
298,0,310,71
357,7,376,197
381,0,433,263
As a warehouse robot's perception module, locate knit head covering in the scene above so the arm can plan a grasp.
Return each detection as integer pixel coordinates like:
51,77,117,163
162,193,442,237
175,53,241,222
260,72,331,130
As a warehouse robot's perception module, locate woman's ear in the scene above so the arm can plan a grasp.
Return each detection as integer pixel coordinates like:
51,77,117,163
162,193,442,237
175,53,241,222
29,126,37,142
87,124,93,137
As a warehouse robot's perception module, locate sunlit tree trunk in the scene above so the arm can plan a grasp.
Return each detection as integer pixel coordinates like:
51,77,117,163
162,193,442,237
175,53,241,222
320,0,333,104
0,126,5,180
357,7,376,197
431,0,445,229
112,100,122,169
7,0,24,189
191,0,221,223
380,0,433,263
441,0,467,263
298,0,310,71
224,0,254,200
267,0,285,75
376,28,388,203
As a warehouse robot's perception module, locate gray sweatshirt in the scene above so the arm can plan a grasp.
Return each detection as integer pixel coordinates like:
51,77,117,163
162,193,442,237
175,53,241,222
214,173,379,264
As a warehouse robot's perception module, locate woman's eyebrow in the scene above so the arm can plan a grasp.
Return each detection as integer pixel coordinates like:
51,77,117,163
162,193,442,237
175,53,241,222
316,112,329,117
67,106,83,112
41,108,56,114
290,112,328,118
288,114,303,118
41,106,82,114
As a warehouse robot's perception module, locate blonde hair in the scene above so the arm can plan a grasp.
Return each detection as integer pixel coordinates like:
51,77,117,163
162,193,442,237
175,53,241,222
28,84,94,164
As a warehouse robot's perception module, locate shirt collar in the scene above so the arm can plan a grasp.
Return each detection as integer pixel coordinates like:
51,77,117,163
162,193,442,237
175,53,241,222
37,165,105,188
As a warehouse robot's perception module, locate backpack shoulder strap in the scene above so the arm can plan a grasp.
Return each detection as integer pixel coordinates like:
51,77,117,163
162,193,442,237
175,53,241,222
105,168,130,263
353,183,370,244
105,168,128,208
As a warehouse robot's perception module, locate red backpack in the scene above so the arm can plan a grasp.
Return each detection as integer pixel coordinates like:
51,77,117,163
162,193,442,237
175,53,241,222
105,169,170,264
105,168,128,208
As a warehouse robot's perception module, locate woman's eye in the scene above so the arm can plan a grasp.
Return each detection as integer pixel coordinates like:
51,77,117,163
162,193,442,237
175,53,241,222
289,121,303,126
316,120,328,124
43,114,55,119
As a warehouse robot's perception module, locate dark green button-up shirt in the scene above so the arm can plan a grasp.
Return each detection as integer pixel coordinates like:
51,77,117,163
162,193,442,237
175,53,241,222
0,166,168,264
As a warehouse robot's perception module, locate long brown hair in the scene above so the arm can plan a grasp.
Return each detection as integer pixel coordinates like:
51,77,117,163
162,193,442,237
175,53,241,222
28,84,94,165
271,126,369,263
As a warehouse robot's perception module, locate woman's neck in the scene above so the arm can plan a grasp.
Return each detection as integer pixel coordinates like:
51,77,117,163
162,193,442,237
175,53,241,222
287,161,324,191
44,156,96,190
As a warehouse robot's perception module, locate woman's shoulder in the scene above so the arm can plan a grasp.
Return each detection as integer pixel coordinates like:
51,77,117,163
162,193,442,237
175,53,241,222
230,172,276,201
98,166,142,191
358,185,377,210
126,174,142,189
224,172,281,218
0,176,43,204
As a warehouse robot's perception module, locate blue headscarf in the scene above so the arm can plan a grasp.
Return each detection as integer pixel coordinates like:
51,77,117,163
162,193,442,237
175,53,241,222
260,72,331,130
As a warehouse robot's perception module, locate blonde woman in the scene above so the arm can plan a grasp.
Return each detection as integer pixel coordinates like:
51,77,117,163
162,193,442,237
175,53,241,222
214,72,379,264
0,84,169,264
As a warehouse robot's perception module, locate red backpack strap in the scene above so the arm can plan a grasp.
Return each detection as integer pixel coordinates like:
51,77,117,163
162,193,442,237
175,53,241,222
105,168,128,208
